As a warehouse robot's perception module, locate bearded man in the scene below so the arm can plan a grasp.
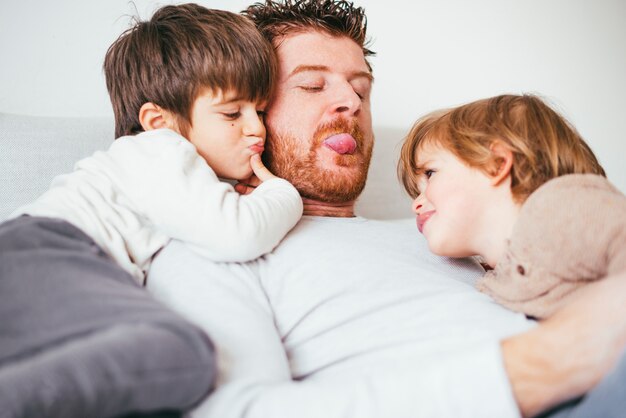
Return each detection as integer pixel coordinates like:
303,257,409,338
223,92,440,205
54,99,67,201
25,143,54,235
147,1,626,417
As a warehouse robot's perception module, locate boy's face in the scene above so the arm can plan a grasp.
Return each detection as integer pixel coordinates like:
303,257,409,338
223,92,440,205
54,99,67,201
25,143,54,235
185,88,266,180
411,143,494,258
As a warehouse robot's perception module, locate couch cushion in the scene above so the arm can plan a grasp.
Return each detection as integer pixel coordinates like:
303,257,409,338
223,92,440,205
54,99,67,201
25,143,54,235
356,126,413,219
0,113,114,221
0,114,412,221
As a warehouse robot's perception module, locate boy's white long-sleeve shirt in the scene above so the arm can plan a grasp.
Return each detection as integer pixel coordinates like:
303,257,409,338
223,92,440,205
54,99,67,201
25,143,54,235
12,129,303,282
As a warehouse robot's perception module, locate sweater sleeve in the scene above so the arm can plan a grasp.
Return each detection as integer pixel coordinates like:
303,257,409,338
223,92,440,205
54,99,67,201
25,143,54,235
511,174,626,280
478,174,626,318
110,130,303,262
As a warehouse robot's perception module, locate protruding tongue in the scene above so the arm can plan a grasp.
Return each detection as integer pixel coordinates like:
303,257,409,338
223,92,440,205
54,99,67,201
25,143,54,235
323,133,357,155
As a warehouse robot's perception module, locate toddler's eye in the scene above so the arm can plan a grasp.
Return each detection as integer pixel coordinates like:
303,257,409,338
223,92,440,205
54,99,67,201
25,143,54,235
424,169,435,179
256,110,266,119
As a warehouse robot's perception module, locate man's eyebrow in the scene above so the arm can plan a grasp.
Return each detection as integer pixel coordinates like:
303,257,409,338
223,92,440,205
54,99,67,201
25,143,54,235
289,65,374,81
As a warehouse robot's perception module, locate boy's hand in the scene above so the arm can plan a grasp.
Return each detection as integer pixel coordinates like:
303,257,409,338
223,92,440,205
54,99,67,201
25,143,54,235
234,176,259,195
234,154,276,195
250,154,276,182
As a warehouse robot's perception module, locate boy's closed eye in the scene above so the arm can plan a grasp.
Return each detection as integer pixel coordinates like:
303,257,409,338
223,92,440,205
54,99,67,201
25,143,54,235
221,110,241,120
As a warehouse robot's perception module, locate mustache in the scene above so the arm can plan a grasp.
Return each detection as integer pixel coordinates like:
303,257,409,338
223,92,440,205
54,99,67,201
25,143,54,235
312,118,365,150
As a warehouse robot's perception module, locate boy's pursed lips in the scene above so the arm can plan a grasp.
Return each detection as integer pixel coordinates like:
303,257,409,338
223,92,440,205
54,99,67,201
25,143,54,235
248,141,265,154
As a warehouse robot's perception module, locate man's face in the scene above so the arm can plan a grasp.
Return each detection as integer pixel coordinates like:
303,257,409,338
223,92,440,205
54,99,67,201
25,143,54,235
263,31,374,203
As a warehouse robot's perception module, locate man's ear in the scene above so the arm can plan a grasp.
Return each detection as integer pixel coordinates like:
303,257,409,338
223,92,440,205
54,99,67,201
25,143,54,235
138,102,175,131
489,141,514,186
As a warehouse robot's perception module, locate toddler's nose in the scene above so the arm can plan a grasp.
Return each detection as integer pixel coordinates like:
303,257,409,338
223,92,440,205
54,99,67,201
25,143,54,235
411,197,423,214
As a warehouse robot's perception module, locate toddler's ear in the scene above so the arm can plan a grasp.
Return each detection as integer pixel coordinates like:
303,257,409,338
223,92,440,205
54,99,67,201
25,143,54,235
139,102,176,132
489,141,513,186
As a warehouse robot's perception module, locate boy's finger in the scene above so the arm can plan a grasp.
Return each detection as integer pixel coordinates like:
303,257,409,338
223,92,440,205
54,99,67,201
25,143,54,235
250,154,276,182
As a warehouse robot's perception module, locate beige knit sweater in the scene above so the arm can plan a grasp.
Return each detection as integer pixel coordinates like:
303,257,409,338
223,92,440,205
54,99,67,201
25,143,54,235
476,174,626,319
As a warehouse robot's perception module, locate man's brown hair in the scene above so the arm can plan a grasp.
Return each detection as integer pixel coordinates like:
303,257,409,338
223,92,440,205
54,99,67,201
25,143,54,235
398,94,606,202
104,3,277,138
243,0,375,67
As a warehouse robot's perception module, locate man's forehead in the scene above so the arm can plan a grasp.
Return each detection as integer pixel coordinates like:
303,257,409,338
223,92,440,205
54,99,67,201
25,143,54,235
288,64,373,81
275,31,370,74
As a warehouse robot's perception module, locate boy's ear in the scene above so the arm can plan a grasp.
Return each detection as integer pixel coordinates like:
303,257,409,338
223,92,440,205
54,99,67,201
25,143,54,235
489,141,514,186
139,102,176,132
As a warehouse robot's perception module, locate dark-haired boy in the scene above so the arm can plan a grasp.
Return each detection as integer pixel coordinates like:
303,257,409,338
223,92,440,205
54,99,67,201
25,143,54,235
0,4,301,417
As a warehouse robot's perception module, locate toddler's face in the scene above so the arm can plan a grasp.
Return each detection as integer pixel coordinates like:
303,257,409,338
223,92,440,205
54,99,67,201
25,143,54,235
411,143,493,258
185,88,267,180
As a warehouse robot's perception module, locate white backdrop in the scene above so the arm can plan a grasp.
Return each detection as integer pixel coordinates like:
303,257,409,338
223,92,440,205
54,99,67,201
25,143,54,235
1,0,624,191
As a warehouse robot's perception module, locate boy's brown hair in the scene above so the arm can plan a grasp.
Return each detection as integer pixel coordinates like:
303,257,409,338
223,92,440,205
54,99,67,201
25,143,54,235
243,0,375,68
104,3,277,138
398,94,605,202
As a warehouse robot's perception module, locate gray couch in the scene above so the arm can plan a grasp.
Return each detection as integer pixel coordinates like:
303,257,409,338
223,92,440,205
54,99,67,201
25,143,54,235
0,112,412,222
1,113,113,221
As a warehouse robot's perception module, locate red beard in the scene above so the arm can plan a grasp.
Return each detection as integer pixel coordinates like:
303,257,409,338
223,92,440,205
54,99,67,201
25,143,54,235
264,118,373,203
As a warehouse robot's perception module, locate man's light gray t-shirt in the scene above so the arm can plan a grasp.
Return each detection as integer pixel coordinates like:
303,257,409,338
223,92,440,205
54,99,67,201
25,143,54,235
148,216,535,418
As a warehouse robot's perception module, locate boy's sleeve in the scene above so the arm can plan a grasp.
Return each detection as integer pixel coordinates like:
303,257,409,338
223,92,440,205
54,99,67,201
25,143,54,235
180,177,303,262
115,131,303,262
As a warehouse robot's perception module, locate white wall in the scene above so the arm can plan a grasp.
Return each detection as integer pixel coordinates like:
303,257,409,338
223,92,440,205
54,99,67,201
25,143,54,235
1,0,625,192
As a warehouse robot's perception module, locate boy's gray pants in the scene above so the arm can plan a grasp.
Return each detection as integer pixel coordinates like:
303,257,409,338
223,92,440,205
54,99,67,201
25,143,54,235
0,216,216,418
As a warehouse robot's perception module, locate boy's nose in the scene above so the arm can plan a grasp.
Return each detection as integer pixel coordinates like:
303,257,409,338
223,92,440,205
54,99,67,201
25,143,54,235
244,114,266,138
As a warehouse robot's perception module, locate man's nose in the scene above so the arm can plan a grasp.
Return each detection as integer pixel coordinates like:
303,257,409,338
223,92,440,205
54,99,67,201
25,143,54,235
243,113,266,138
329,83,361,117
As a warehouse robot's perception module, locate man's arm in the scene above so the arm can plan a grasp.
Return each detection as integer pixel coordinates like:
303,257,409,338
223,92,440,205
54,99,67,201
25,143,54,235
502,272,626,417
